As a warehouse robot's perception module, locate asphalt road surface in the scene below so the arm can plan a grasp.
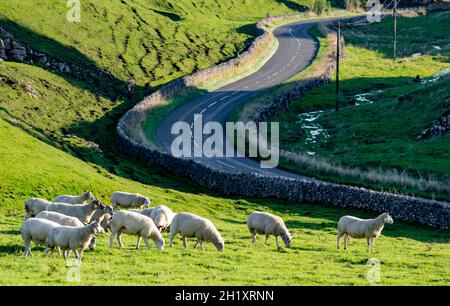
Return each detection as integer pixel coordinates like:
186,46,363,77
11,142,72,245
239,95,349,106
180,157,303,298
156,17,347,179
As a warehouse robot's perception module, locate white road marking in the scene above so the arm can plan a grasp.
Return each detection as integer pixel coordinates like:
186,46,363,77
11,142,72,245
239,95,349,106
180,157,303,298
217,160,236,169
220,96,229,101
208,101,217,108
231,91,240,95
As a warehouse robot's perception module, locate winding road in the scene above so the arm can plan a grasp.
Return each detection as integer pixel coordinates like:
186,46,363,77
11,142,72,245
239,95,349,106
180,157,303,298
156,17,345,179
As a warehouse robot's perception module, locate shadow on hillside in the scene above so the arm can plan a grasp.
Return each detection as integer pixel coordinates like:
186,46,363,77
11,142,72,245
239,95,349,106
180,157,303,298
0,244,22,255
0,229,20,236
275,0,308,12
339,11,449,59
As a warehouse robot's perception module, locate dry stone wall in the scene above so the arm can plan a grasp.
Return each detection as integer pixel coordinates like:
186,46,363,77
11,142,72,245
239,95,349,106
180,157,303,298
117,14,450,230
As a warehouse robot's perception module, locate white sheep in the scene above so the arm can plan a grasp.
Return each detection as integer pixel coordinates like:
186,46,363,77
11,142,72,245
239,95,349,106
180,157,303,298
45,221,103,260
337,213,394,253
247,212,292,250
111,191,150,209
53,191,96,204
21,218,60,256
109,210,164,250
46,200,104,224
130,205,175,232
170,213,224,252
36,211,84,227
36,211,98,251
89,205,114,230
24,198,51,219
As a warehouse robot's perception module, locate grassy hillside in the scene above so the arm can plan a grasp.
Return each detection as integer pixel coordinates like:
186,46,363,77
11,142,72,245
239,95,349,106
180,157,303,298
0,119,449,285
0,0,303,88
266,12,450,199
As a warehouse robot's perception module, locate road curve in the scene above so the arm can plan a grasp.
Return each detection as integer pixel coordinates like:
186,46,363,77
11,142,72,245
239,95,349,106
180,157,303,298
156,17,340,179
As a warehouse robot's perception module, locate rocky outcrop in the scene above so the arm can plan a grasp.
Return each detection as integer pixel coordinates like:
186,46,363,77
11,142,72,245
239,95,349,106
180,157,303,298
418,110,450,139
0,27,116,89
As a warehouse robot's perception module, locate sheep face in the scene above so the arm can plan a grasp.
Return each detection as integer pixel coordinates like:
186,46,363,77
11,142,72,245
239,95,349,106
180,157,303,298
214,238,225,252
103,205,114,215
383,213,394,224
155,237,165,250
86,191,96,201
281,232,292,248
145,198,151,209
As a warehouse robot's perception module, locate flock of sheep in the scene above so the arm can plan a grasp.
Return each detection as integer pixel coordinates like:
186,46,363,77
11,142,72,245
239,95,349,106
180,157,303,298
20,191,394,260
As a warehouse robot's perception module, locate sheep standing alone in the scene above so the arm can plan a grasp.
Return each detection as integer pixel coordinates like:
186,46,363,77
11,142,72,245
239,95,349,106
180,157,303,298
170,213,224,252
247,212,292,250
46,200,104,224
111,192,150,209
53,191,95,204
21,218,60,256
131,205,175,232
45,221,103,260
337,213,394,253
24,198,52,219
109,210,164,250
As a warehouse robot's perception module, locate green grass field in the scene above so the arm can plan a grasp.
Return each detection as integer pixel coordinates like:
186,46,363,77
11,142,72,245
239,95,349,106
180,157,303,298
0,2,449,286
0,119,449,285
265,12,450,199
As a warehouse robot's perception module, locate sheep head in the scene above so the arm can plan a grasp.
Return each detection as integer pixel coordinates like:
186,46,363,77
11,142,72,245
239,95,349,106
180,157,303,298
86,191,96,201
382,213,394,224
281,232,292,248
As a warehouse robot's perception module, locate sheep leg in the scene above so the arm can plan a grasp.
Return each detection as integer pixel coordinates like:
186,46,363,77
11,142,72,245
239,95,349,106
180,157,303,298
367,238,371,253
336,232,342,250
344,234,349,250
136,236,141,250
117,232,123,248
265,235,269,245
275,236,281,251
170,234,174,248
182,237,187,249
193,240,199,249
371,239,375,253
63,250,69,261
200,241,204,251
109,232,115,248
74,249,80,259
144,238,150,250
78,249,84,260
23,241,31,257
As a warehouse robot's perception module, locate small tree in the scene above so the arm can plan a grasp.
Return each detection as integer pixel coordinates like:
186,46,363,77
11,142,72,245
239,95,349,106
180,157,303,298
313,0,327,15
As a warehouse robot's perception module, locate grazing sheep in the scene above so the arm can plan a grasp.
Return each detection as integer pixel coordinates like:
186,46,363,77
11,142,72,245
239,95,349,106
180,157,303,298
111,192,150,209
131,205,175,232
247,212,292,250
46,200,104,224
45,221,103,260
21,218,60,256
170,213,224,252
36,211,84,227
337,213,394,253
36,211,98,251
109,210,164,250
89,205,114,230
53,191,95,204
24,198,51,219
